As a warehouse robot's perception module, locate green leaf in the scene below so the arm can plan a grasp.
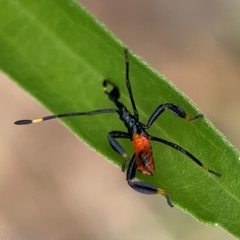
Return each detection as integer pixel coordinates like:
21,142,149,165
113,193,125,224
1,0,240,238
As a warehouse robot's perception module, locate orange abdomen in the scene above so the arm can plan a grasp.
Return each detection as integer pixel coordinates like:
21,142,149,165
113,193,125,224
132,133,154,175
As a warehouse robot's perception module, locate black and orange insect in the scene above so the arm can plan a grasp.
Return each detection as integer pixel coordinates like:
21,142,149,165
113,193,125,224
15,48,221,207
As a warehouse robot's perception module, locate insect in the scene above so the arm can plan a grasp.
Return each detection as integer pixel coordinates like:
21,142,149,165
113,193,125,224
15,48,221,207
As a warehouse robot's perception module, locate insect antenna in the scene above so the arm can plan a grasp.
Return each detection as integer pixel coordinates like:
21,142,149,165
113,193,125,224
14,109,118,125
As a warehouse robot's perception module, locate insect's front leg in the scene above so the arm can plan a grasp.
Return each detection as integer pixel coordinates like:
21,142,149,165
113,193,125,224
108,131,130,171
143,103,203,129
126,155,174,207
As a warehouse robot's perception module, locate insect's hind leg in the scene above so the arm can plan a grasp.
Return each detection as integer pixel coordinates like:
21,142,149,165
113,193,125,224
127,155,174,207
103,80,120,100
150,136,221,177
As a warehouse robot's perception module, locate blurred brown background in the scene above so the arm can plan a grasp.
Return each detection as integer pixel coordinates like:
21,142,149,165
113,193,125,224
1,0,240,239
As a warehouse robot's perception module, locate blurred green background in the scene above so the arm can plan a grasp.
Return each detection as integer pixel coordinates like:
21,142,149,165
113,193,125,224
1,1,240,239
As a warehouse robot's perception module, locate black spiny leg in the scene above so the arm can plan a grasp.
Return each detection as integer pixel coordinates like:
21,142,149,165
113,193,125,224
126,155,174,207
150,136,221,177
108,131,130,171
142,103,203,129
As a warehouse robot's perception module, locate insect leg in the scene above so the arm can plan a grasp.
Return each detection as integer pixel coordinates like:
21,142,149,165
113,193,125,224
127,155,174,207
108,131,130,171
150,136,221,177
103,80,120,100
143,103,203,129
14,109,118,125
103,79,128,110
